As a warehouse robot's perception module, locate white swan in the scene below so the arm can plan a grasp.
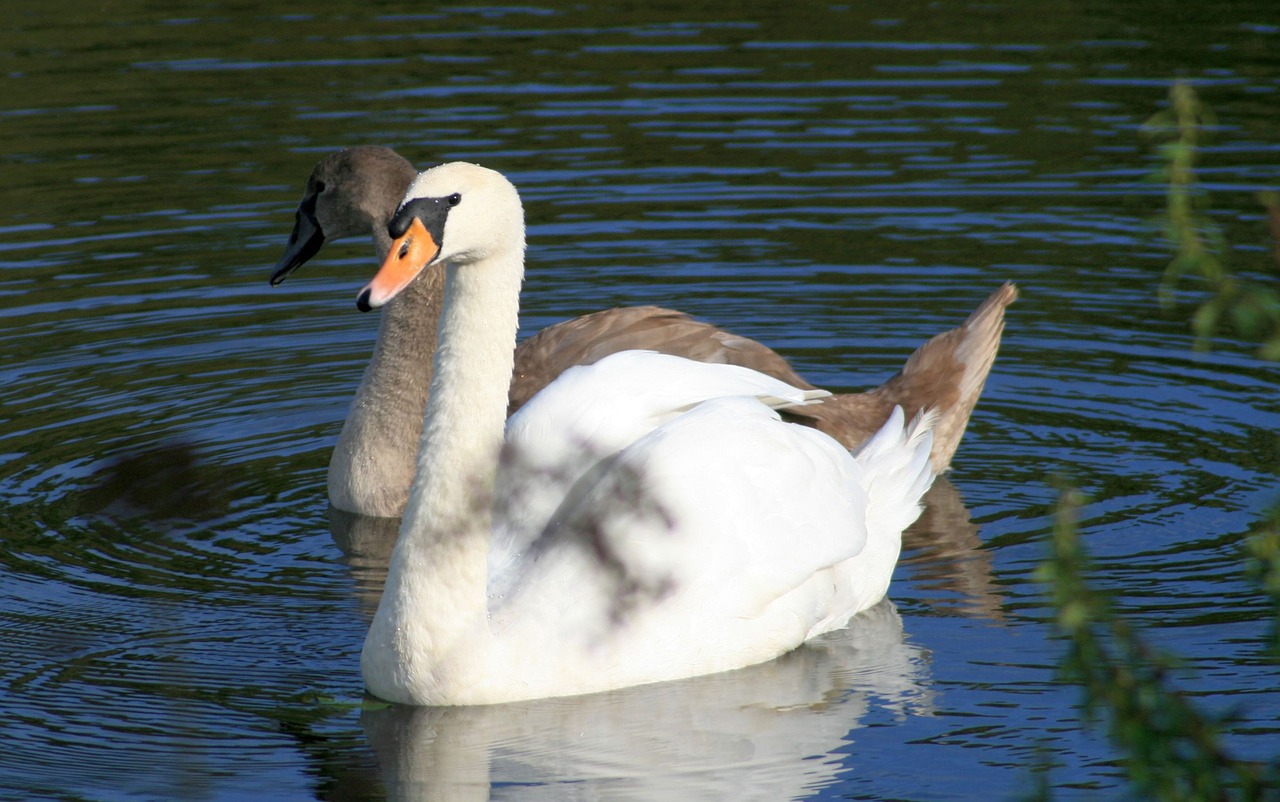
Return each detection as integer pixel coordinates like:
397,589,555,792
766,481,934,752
271,147,1016,518
357,162,937,706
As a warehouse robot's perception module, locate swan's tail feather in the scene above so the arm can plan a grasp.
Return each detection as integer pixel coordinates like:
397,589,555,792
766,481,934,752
853,405,937,537
779,283,1015,472
872,282,1016,472
903,407,939,500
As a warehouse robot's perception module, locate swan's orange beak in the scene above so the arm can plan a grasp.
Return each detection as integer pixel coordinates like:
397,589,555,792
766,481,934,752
356,217,440,312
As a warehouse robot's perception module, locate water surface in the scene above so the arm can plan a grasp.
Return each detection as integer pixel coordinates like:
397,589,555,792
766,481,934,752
2,2,1278,800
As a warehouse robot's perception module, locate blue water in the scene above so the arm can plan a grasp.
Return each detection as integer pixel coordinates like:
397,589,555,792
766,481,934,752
1,2,1278,799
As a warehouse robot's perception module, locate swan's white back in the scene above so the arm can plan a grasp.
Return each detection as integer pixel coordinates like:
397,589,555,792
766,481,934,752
483,376,933,697
491,350,832,583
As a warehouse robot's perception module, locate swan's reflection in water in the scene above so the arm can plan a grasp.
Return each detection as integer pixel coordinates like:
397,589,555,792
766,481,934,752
329,505,400,621
360,600,929,801
901,477,1004,621
328,475,999,800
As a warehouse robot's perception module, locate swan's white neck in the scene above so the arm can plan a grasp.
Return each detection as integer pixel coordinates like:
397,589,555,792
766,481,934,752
361,242,525,704
407,254,522,538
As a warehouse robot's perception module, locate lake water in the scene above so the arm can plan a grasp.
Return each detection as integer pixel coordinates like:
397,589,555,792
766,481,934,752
2,2,1278,800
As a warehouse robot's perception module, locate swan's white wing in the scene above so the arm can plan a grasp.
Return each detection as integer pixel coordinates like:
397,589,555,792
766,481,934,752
494,397,873,646
489,351,829,594
590,397,873,613
488,390,933,696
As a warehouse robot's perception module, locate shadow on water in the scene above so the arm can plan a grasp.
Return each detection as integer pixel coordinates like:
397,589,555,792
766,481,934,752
73,441,241,522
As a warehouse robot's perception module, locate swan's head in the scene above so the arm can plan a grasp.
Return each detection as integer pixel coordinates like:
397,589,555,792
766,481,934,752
270,146,416,286
356,162,525,312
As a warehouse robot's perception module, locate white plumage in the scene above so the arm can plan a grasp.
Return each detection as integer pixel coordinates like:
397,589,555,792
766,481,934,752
357,162,936,705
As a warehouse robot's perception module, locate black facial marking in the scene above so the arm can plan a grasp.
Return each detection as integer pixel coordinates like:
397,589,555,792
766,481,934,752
387,194,455,253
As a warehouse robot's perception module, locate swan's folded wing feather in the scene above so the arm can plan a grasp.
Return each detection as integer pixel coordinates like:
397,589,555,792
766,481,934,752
495,396,873,637
493,352,834,585
610,398,873,616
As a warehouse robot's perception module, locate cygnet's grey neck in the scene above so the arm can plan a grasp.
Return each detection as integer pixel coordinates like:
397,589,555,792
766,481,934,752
328,264,445,517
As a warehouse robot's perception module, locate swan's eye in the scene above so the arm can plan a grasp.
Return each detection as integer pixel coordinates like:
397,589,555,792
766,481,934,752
447,193,462,207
